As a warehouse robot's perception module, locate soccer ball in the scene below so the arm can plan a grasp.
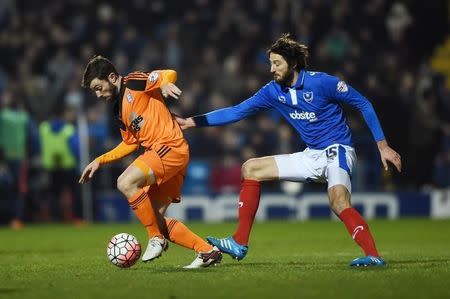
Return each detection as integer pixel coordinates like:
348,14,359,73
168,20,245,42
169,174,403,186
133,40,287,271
107,233,142,268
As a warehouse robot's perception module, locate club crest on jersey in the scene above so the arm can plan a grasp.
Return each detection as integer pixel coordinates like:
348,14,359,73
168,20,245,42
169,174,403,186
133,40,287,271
303,91,313,103
148,71,159,83
337,81,348,93
278,96,286,103
126,92,133,103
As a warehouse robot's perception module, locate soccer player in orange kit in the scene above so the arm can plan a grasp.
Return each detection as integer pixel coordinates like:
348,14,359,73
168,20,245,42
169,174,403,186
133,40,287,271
79,56,221,268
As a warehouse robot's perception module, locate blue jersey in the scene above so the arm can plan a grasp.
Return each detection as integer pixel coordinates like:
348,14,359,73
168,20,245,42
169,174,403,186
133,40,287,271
199,70,385,149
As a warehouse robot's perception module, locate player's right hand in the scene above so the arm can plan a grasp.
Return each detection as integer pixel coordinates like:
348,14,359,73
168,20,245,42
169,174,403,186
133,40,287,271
79,160,100,184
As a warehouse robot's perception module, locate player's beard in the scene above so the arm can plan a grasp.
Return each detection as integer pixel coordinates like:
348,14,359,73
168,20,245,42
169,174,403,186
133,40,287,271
109,82,119,102
275,68,295,87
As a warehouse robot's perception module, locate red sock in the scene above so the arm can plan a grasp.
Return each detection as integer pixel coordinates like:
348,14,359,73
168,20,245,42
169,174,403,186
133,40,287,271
339,207,379,256
233,179,261,246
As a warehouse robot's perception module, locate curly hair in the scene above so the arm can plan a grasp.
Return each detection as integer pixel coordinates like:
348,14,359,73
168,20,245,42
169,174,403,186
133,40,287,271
267,33,309,71
81,55,118,88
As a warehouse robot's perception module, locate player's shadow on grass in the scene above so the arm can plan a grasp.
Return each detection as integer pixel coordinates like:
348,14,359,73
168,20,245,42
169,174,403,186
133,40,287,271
132,262,289,273
133,266,222,274
219,262,278,268
0,288,23,294
390,258,450,265
219,261,336,266
218,261,383,271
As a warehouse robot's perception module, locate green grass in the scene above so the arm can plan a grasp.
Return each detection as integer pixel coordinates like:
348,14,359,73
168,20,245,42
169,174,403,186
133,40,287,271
1,219,449,299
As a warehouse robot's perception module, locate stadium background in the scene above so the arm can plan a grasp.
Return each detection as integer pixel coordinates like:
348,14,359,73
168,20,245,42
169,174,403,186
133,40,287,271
0,0,449,226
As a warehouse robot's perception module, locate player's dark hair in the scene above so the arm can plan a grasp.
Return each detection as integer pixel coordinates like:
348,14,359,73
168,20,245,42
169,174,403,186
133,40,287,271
268,33,309,71
81,55,118,88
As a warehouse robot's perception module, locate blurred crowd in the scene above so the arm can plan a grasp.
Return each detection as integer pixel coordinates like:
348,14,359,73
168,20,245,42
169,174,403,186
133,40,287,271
0,0,449,226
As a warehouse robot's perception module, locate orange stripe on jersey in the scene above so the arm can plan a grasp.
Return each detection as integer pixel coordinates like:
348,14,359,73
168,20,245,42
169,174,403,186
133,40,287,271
126,73,148,79
124,75,148,83
127,71,148,77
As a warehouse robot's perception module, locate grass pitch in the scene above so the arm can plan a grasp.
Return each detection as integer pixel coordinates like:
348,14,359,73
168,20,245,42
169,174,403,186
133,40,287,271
1,219,449,299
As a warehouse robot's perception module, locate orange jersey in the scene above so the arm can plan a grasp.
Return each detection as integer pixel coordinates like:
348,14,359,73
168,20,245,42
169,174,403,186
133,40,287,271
114,70,185,149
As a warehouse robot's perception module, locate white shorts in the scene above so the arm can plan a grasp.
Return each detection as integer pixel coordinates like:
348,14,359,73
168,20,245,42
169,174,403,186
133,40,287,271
274,144,356,193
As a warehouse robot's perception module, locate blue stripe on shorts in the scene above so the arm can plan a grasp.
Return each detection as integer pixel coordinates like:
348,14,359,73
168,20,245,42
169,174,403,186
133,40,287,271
338,145,350,175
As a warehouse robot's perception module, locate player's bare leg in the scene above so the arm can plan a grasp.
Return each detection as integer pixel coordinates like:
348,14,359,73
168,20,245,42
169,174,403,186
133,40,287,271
208,156,278,260
117,165,168,262
328,184,385,266
327,184,352,215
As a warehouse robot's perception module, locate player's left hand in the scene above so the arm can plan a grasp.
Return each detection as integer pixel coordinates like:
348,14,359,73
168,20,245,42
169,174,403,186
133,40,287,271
378,140,402,172
160,83,182,99
173,115,196,130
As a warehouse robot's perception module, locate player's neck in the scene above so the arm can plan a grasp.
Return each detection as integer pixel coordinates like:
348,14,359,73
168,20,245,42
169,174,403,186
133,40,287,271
116,75,123,92
289,72,299,87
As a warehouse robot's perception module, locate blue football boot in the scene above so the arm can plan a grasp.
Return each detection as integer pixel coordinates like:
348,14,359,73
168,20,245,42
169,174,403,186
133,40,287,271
350,255,386,267
206,236,248,261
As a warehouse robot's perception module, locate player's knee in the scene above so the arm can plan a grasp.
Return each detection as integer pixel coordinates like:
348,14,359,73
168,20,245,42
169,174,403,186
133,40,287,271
241,159,259,180
117,174,135,198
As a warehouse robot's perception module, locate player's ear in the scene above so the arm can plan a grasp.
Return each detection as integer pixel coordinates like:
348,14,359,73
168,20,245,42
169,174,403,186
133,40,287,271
108,72,118,83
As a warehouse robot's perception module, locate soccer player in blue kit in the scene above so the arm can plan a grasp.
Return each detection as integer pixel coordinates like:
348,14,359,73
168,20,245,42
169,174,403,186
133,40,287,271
176,34,402,267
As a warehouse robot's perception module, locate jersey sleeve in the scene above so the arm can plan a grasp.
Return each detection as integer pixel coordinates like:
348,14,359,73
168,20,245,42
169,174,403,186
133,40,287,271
193,83,273,127
95,141,138,165
322,74,385,142
145,70,177,92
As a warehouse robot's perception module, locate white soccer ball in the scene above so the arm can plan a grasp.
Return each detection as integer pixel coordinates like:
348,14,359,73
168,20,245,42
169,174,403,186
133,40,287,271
107,233,142,268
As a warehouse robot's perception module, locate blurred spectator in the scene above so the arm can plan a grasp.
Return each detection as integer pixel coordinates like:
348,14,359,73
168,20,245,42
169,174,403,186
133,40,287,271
0,89,34,229
407,73,443,189
432,76,450,188
38,106,82,222
433,139,450,188
0,150,14,224
386,2,412,44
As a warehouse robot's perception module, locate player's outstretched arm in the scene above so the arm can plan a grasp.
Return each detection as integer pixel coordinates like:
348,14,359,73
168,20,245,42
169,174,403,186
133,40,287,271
377,140,402,172
79,160,100,184
175,85,271,130
79,142,138,184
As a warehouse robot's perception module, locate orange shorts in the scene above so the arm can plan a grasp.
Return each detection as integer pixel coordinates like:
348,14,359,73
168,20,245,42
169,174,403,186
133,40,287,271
133,142,189,203
143,173,184,205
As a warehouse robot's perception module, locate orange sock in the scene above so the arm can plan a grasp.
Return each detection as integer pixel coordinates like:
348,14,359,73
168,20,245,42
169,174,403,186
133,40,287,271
128,189,162,238
165,217,212,253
